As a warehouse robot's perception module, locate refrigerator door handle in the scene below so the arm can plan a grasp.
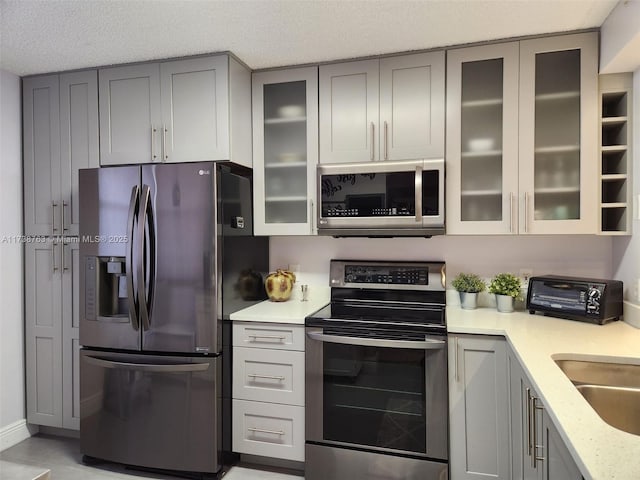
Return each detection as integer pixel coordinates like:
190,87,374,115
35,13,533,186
84,355,210,373
126,185,140,331
138,184,152,331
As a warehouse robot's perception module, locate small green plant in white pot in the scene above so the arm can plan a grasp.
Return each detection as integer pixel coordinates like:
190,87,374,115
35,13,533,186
452,273,486,310
488,273,522,313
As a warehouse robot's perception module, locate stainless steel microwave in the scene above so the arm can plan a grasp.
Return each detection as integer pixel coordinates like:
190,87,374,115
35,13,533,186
316,159,445,237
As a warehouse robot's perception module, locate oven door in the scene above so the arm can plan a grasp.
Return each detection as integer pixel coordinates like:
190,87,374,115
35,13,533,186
305,326,448,461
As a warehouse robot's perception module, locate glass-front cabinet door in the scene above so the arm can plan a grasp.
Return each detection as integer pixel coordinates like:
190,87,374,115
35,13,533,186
519,33,598,234
252,67,318,235
446,43,519,234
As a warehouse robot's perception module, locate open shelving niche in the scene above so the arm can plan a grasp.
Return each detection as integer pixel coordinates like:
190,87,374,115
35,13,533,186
599,74,633,235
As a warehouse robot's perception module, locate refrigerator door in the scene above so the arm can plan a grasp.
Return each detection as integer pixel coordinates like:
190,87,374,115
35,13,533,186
141,162,219,354
79,166,142,351
80,350,220,474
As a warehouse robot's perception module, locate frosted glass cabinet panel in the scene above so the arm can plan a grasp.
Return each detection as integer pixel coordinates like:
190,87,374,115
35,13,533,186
252,67,318,235
446,43,520,234
448,32,598,235
519,33,598,234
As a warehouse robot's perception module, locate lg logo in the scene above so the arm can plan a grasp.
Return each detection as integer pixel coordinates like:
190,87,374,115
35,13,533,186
198,169,211,176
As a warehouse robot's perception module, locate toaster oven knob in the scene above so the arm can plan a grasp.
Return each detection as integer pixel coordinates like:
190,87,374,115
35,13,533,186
586,287,601,315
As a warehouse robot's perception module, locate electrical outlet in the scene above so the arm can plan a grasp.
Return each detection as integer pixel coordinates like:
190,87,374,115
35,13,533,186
519,268,533,282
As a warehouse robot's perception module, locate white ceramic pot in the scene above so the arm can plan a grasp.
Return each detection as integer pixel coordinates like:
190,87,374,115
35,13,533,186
459,292,478,310
495,294,515,313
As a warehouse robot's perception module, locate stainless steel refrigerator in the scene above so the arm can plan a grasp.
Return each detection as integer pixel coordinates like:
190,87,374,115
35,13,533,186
78,162,268,478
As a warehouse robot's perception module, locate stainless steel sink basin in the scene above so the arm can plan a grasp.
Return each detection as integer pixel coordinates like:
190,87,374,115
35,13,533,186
554,359,640,436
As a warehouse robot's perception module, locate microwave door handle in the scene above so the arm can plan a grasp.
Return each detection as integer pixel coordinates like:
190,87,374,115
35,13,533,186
415,165,423,224
306,331,445,350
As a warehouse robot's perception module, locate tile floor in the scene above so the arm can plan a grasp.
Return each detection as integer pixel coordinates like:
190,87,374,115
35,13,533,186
0,435,303,480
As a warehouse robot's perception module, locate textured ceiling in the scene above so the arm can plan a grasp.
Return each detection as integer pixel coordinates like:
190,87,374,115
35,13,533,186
0,0,619,76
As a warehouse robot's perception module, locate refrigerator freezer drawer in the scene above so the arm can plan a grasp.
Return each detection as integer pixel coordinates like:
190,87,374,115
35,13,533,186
80,350,221,474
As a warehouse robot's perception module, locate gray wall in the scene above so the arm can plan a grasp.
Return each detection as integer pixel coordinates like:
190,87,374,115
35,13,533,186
0,69,26,445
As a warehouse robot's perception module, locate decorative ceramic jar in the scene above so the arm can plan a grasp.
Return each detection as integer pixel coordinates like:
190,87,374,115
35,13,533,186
265,269,296,302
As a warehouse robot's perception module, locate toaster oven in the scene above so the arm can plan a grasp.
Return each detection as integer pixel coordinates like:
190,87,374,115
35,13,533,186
526,275,623,324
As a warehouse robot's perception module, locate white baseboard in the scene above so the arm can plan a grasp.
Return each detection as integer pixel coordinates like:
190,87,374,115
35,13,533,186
0,419,38,452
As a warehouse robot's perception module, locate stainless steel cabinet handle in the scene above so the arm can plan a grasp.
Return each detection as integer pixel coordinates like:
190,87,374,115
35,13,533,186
84,355,210,372
52,242,59,273
524,192,529,233
62,242,69,272
509,192,514,233
62,201,69,232
248,334,286,342
309,199,314,234
307,331,445,350
370,122,375,161
454,337,459,382
526,387,533,457
247,427,284,436
52,201,59,234
163,125,168,161
384,120,388,160
247,374,285,381
151,126,157,161
531,395,545,468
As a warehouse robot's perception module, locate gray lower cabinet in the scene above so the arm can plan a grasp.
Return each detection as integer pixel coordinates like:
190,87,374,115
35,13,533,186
23,71,99,236
449,334,510,480
508,350,582,480
231,322,305,462
99,55,251,167
25,241,80,430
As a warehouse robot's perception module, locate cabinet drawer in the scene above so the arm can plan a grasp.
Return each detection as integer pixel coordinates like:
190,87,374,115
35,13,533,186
233,347,304,406
232,399,304,462
233,323,305,351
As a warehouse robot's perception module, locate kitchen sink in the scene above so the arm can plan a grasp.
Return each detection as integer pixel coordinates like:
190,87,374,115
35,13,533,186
554,359,640,436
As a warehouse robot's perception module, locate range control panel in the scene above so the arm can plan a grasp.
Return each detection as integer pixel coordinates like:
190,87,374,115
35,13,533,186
344,265,428,285
329,260,446,291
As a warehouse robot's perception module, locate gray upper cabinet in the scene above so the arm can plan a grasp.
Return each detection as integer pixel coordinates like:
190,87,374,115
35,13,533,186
449,334,511,480
99,63,160,165
23,71,99,237
99,55,251,167
447,32,598,235
25,240,79,429
319,52,444,163
252,66,319,236
446,42,520,235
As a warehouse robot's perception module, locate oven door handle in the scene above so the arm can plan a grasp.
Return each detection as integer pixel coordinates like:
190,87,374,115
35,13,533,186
306,331,445,350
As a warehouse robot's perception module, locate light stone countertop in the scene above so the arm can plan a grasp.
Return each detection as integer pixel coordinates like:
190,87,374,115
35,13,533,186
229,287,330,324
447,306,640,480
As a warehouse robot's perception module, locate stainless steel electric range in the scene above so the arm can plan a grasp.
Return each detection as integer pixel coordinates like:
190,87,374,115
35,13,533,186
305,260,448,480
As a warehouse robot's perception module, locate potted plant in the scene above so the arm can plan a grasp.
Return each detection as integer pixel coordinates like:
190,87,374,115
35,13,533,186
452,273,486,310
488,273,522,313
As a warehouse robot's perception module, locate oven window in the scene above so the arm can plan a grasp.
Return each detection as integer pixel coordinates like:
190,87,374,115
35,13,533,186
322,342,426,454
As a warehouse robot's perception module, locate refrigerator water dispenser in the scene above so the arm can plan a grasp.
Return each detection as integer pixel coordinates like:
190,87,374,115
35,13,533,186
84,256,129,322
